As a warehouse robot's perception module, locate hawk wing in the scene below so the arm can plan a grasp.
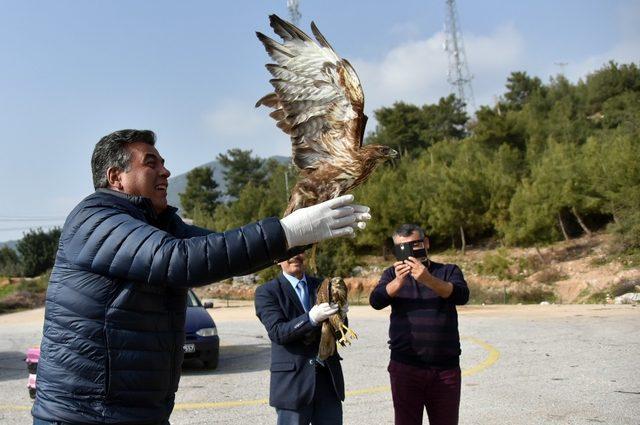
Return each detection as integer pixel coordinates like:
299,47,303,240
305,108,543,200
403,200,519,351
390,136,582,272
256,14,368,172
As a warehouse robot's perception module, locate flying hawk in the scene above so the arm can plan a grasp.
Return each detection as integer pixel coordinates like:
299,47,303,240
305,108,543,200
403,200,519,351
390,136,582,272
255,14,397,215
315,277,357,360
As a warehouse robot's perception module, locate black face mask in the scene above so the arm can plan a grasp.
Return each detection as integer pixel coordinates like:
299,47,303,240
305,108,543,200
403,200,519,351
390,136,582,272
393,242,428,261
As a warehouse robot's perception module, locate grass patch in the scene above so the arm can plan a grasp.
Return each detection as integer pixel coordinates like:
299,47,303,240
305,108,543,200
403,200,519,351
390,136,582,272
589,256,610,267
509,285,556,304
0,271,50,314
467,281,507,304
0,282,17,299
468,280,556,304
584,291,608,304
583,277,639,304
619,249,640,269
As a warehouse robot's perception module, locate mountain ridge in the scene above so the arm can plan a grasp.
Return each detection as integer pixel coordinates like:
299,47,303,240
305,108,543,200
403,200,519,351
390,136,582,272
166,155,290,213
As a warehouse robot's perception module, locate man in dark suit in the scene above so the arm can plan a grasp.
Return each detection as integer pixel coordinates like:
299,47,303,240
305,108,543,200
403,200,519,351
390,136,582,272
255,252,345,425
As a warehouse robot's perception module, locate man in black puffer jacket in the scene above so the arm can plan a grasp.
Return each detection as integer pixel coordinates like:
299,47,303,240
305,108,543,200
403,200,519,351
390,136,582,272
32,129,371,425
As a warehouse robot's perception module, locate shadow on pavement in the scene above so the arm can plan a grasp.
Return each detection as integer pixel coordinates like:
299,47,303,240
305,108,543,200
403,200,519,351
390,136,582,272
181,343,270,376
0,350,28,382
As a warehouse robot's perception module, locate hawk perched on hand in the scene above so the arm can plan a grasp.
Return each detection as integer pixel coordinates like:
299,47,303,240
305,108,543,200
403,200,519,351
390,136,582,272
256,14,397,215
316,277,357,360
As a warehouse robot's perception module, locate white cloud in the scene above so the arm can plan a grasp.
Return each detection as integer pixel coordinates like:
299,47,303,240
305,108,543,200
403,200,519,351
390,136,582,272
352,23,525,118
202,99,292,158
564,3,640,83
388,21,424,40
566,41,638,84
203,25,527,146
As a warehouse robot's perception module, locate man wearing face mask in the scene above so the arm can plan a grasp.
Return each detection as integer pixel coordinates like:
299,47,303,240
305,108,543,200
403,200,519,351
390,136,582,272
369,224,469,425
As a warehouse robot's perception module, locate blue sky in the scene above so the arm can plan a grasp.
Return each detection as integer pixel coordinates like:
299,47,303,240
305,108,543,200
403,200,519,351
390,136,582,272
0,0,638,241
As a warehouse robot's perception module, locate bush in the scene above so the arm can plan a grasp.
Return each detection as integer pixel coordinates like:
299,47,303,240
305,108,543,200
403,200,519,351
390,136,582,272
17,228,61,277
515,254,545,277
256,264,281,283
586,277,640,303
509,285,556,303
533,267,568,284
316,240,359,278
476,250,512,280
0,246,22,276
610,277,640,297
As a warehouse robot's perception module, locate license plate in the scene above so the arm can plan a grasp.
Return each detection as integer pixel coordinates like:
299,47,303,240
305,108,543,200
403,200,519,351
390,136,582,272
183,344,195,353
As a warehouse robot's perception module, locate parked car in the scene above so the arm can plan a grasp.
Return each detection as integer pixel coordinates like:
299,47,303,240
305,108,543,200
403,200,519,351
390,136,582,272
26,289,220,399
183,289,220,369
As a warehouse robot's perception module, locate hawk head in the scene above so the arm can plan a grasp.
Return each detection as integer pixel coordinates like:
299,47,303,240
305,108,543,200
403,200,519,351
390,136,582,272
326,276,348,308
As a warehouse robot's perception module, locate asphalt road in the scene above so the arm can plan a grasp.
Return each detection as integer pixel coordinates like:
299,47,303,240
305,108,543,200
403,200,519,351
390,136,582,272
0,304,638,424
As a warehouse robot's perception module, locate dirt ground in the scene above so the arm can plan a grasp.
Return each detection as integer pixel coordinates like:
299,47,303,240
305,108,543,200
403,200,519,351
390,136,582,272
440,233,640,303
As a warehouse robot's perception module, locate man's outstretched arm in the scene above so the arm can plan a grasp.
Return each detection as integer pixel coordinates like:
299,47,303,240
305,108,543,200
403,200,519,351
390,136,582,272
63,195,370,288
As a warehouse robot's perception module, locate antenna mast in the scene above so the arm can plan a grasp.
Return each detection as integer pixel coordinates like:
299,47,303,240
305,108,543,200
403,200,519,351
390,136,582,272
287,0,301,25
444,0,475,109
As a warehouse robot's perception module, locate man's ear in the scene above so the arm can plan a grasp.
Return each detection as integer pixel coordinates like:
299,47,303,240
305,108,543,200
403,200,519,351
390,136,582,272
106,167,124,191
424,237,430,250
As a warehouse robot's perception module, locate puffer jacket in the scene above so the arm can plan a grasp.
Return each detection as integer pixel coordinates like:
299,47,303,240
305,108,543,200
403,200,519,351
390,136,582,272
32,189,289,424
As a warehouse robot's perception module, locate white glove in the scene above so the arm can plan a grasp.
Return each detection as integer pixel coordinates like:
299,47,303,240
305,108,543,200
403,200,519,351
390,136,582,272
309,302,339,324
280,195,371,248
350,205,370,231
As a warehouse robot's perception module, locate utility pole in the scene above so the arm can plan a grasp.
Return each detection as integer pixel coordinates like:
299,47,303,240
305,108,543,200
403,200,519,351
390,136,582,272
444,0,475,110
554,61,568,76
287,0,301,25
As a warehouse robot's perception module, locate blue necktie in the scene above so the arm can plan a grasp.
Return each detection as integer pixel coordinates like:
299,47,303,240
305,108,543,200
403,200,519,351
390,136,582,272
297,280,310,312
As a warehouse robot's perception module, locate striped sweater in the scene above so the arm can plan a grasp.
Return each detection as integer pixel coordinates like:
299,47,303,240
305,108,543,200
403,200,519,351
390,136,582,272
369,261,469,368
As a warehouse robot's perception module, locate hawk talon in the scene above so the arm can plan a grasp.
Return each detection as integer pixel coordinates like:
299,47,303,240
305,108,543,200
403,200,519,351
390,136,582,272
341,323,358,340
336,323,358,346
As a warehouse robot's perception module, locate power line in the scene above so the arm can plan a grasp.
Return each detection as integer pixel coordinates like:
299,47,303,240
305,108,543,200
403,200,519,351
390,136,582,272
0,218,66,222
0,224,61,232
0,215,66,220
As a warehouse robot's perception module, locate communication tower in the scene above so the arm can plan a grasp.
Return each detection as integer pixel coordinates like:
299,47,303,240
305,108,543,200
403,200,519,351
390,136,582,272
444,0,475,109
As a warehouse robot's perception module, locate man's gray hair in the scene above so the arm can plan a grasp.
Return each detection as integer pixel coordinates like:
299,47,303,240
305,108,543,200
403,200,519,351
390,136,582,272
91,129,156,189
393,224,426,239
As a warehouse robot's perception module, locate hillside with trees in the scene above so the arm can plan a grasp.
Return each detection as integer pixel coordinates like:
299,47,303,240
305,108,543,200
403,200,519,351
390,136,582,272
182,62,639,259
1,62,639,313
182,62,640,301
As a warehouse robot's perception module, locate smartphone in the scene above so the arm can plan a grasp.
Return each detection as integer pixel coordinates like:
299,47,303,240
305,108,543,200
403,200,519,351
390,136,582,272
392,242,414,261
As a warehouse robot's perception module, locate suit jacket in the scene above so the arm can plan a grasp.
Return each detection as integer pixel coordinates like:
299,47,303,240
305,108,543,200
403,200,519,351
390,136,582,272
255,273,345,410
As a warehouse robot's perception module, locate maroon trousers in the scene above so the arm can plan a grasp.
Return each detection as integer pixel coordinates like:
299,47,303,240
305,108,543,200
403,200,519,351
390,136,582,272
388,360,461,425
